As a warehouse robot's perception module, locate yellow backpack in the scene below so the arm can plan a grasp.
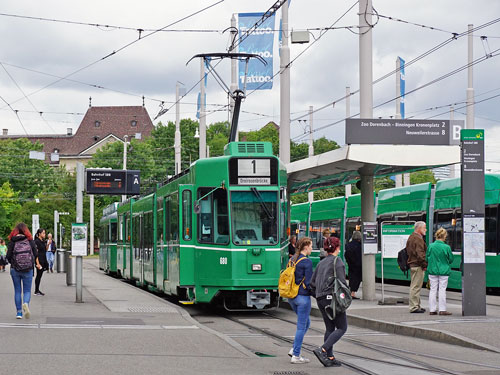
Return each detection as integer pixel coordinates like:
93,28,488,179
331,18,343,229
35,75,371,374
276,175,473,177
278,256,306,299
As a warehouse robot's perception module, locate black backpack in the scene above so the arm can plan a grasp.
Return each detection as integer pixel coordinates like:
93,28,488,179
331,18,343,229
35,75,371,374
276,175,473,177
12,239,34,272
326,256,352,320
397,247,409,277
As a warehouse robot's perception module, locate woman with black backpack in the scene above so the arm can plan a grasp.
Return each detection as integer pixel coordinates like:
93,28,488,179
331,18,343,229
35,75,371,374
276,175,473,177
6,222,41,319
310,236,348,367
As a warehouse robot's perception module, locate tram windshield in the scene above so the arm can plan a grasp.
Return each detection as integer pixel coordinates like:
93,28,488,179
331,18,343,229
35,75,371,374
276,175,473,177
231,190,278,245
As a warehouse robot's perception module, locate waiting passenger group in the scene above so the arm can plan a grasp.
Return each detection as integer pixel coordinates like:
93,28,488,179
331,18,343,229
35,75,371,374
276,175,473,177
287,221,453,367
3,222,56,319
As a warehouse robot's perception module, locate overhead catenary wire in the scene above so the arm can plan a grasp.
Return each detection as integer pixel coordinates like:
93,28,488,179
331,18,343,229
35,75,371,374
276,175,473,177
291,17,500,123
0,1,225,114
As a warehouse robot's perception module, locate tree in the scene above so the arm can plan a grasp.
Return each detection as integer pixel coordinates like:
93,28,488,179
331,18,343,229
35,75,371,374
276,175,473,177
410,169,437,185
0,182,21,237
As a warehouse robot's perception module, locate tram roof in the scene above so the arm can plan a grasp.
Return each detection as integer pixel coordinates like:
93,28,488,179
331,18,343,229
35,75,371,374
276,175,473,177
287,144,460,194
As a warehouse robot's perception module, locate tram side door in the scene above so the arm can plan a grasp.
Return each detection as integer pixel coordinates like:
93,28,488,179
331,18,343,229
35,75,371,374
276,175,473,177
140,213,145,285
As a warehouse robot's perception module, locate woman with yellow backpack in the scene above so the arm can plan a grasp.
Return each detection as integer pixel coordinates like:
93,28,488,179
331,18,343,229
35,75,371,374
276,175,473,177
286,237,313,364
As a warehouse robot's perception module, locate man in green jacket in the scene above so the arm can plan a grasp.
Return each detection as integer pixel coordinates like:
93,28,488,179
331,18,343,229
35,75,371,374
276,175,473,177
426,228,454,315
405,221,427,313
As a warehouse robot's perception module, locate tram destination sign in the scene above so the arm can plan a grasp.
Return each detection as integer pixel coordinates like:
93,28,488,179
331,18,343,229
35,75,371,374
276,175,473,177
86,169,140,195
346,118,453,145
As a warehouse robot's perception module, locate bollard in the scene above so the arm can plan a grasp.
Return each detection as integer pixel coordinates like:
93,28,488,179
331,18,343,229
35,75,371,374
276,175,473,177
66,255,76,286
56,250,66,273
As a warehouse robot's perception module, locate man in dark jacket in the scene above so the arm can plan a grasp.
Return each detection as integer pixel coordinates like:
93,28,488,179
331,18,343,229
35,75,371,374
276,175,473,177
405,221,427,313
344,231,362,299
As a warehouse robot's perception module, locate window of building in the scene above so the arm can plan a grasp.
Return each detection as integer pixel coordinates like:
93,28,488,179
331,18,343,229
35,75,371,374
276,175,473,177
95,121,101,127
131,120,137,127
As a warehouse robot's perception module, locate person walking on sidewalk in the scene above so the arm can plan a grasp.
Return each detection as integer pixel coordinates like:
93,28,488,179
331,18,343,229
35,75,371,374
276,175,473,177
310,236,346,367
288,237,313,364
426,228,454,316
34,228,48,296
0,237,7,272
344,231,362,299
6,223,41,319
406,221,428,313
46,233,56,273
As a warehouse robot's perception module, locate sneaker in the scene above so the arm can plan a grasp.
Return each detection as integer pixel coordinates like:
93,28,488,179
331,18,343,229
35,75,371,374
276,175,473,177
34,291,45,296
439,311,452,315
325,357,342,367
313,348,330,366
22,303,30,319
291,355,310,364
288,348,294,357
16,312,22,319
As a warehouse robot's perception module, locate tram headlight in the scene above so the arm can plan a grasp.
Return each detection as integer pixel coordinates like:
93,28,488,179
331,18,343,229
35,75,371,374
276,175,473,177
252,264,262,271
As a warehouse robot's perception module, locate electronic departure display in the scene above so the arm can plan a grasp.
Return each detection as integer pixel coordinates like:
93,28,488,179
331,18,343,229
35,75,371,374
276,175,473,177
86,169,140,195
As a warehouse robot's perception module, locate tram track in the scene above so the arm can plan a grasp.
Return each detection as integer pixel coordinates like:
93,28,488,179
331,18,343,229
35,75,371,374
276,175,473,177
221,312,465,375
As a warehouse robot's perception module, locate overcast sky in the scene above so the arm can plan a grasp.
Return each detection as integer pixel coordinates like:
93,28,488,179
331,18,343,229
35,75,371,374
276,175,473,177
0,1,499,169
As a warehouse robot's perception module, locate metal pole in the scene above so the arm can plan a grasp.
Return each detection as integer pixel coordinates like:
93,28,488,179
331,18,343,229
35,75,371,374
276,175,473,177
175,82,181,174
466,24,474,129
76,162,84,303
279,1,290,164
122,135,128,202
359,0,376,301
230,14,239,141
308,106,314,203
199,58,207,159
345,86,352,197
59,223,62,249
54,210,58,250
396,58,401,120
89,194,94,256
449,105,456,178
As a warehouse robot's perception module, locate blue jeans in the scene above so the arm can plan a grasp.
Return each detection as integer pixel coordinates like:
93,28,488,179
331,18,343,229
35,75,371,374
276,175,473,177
46,251,55,270
288,294,311,356
10,268,33,313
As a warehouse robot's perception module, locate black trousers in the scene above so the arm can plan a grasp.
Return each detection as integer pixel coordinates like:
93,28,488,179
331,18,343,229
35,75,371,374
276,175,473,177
349,268,362,292
35,268,44,293
317,298,348,357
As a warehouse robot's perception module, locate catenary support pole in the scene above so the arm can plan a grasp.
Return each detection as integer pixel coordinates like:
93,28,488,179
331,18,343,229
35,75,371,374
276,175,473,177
76,162,84,303
54,210,58,251
122,135,128,203
230,14,239,141
395,58,403,188
279,1,290,164
466,24,474,129
175,82,181,174
199,58,207,159
308,106,314,203
89,194,94,256
359,0,376,301
345,86,352,197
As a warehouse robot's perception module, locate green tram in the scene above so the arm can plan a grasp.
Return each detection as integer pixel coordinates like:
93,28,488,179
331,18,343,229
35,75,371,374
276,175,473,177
291,174,500,290
105,142,288,309
99,202,118,274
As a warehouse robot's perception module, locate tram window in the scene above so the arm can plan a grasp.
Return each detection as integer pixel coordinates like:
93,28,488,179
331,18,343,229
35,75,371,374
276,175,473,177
144,212,153,260
118,216,123,241
394,213,409,221
197,188,229,244
346,218,361,244
231,190,277,245
132,216,141,259
280,188,287,242
182,191,192,241
409,213,425,223
310,221,323,250
434,210,454,248
297,223,306,239
110,222,117,243
169,194,179,242
157,198,164,243
125,214,130,242
485,205,498,253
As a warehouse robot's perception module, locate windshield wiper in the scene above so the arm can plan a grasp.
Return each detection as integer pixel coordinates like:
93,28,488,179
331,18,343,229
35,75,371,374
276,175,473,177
250,187,274,220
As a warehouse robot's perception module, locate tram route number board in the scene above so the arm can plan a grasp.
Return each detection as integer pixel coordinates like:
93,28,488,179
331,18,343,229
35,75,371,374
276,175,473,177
237,159,270,185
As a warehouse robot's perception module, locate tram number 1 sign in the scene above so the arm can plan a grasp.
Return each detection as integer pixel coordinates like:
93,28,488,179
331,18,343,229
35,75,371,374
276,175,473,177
229,158,278,185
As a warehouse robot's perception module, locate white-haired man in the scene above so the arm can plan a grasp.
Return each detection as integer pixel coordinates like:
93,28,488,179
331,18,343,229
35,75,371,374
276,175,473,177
405,221,427,313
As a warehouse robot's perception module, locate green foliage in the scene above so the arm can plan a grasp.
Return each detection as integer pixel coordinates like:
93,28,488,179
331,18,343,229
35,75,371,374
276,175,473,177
0,182,21,238
240,123,280,155
410,169,437,185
